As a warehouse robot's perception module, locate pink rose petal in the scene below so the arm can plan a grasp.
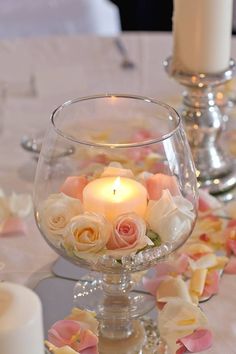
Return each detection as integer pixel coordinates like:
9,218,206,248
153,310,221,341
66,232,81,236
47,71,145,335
177,328,213,352
0,217,27,236
60,176,88,201
48,320,81,347
146,173,180,200
224,257,236,274
202,270,219,298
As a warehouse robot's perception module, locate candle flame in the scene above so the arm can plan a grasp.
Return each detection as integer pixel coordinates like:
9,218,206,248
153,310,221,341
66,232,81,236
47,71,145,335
113,176,121,195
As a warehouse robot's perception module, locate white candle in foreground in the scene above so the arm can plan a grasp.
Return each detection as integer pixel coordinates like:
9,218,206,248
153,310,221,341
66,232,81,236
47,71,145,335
0,282,45,354
83,176,147,221
172,0,233,73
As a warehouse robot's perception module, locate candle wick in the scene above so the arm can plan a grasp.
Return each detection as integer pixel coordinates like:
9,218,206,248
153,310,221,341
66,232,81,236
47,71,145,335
113,189,116,195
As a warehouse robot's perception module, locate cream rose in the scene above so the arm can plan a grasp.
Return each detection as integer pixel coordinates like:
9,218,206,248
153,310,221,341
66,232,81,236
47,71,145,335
106,212,152,257
38,193,83,246
64,212,111,256
146,189,195,243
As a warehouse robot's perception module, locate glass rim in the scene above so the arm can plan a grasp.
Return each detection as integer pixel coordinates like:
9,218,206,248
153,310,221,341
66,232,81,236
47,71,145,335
50,93,181,148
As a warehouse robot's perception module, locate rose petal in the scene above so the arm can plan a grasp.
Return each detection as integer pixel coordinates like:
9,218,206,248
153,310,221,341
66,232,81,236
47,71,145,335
66,308,98,335
224,257,236,274
45,342,79,354
77,330,98,351
202,270,220,298
60,176,88,201
157,276,192,303
146,173,180,200
0,217,27,236
177,328,213,352
48,320,81,347
188,254,217,270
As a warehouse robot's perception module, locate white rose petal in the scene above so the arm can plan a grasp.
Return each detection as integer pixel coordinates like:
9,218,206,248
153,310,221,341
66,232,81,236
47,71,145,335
38,193,83,246
146,189,195,243
9,192,32,218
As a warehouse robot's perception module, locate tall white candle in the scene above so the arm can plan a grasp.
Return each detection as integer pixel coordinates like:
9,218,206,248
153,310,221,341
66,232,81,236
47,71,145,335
0,282,45,354
173,0,233,73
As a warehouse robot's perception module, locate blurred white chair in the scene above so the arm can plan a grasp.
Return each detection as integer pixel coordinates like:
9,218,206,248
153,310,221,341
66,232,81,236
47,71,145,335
0,0,121,38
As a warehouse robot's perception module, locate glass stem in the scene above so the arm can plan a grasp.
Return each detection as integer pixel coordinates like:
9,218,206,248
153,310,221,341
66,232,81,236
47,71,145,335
99,272,134,339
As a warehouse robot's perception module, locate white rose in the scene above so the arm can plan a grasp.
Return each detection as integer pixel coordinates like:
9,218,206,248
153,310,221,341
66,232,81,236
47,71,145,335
9,192,32,217
38,193,83,246
146,189,195,243
64,212,111,256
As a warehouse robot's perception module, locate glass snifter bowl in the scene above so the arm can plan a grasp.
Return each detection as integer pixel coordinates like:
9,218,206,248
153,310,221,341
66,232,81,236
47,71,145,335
34,94,198,353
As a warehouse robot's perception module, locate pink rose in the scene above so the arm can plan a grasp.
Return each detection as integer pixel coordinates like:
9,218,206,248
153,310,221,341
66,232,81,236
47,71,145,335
48,320,98,354
106,213,151,255
146,173,180,200
60,176,88,201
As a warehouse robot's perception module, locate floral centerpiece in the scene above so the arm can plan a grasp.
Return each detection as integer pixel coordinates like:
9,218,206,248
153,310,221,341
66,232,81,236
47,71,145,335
37,162,195,262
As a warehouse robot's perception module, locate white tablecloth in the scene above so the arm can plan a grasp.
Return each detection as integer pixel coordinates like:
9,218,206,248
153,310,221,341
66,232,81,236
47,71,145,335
0,33,236,353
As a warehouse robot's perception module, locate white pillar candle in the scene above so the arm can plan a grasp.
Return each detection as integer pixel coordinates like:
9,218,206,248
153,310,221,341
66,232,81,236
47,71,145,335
173,0,233,73
83,176,147,221
0,282,45,354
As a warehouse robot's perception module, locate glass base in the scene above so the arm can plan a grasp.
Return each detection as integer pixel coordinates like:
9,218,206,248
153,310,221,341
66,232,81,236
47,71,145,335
73,277,156,319
99,319,167,354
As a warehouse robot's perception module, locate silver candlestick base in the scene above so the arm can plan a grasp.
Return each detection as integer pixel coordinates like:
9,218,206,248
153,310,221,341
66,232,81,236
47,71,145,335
164,57,236,194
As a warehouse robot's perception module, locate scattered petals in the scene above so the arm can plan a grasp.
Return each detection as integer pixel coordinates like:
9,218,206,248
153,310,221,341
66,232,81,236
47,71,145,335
158,299,208,354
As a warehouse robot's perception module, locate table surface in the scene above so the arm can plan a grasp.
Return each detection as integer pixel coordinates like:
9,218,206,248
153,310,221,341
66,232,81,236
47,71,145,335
0,32,236,354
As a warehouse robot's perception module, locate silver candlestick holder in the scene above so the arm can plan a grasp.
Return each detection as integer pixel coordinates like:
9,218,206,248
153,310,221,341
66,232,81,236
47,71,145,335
164,56,236,194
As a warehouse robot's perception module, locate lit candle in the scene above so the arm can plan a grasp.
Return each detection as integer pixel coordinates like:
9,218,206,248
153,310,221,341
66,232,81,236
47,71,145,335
0,282,45,354
172,0,233,73
83,176,147,221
